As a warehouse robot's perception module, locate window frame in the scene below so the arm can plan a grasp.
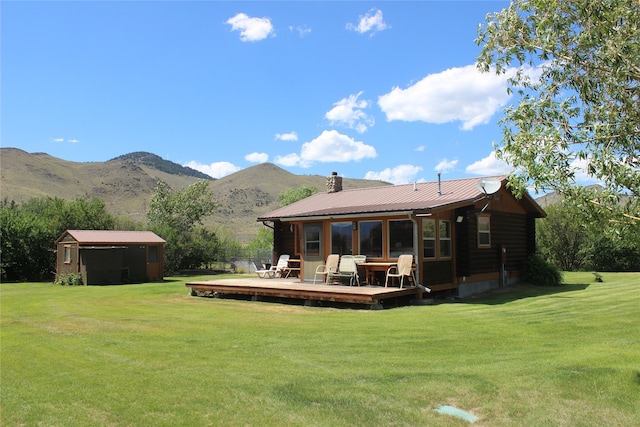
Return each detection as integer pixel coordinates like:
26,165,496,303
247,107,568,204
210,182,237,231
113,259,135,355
439,219,452,258
477,214,491,248
63,245,72,264
358,220,383,258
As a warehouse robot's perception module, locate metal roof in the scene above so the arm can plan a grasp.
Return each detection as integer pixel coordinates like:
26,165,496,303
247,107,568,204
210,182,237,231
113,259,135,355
257,175,545,221
58,230,166,244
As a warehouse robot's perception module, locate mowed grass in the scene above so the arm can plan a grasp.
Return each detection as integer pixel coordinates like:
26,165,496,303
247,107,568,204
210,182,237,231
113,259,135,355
1,272,638,426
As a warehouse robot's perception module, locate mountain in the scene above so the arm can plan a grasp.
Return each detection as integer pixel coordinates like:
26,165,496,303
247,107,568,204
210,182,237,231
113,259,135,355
0,148,390,243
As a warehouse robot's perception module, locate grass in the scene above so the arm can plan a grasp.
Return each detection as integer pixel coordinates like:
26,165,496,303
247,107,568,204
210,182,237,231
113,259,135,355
1,272,639,426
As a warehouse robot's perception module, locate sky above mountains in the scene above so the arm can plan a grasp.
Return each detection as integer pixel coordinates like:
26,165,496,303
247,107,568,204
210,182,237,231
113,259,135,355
3,1,527,185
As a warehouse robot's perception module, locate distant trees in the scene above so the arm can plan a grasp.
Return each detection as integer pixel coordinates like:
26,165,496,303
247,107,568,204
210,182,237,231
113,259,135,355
278,185,318,207
147,180,220,273
537,201,640,272
0,197,115,281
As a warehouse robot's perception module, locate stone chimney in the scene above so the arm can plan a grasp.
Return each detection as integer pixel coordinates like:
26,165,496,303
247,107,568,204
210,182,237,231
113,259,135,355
326,171,343,193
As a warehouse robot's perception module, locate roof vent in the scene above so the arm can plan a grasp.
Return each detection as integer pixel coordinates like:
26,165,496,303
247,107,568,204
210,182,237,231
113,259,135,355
327,172,343,193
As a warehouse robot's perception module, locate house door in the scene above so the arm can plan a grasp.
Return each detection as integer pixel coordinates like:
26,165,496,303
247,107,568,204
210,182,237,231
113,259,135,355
302,222,323,281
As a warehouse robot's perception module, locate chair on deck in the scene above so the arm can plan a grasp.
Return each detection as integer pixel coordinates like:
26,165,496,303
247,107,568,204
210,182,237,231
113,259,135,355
256,254,290,279
328,255,360,286
385,254,416,288
314,254,340,284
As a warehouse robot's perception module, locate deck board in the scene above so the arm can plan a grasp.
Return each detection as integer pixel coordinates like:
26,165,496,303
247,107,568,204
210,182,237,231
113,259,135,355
185,278,424,308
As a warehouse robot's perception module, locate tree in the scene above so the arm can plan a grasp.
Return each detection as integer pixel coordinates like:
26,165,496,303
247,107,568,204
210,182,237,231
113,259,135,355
146,180,219,272
476,0,639,222
278,185,318,207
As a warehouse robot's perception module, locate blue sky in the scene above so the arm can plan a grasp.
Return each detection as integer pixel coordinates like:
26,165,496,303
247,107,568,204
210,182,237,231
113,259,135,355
2,1,520,185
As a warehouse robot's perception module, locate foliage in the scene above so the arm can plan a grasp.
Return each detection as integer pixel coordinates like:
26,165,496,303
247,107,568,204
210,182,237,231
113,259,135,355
476,0,640,222
54,273,83,286
537,200,640,271
147,180,220,273
246,227,273,250
0,197,115,281
278,185,318,207
536,203,590,270
527,253,563,286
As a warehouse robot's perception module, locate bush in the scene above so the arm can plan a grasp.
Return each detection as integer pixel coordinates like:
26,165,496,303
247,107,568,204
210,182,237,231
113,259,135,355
527,254,563,286
55,273,84,286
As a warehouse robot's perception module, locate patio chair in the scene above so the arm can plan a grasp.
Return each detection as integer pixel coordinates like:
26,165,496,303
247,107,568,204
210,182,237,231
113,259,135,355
313,254,340,284
256,254,290,279
385,254,416,288
328,255,360,286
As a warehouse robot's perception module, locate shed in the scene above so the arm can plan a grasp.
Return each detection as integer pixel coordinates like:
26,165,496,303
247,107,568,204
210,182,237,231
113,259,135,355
56,230,165,285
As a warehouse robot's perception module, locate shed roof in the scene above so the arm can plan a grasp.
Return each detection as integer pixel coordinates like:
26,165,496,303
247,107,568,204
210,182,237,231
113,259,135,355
57,230,166,245
257,175,545,221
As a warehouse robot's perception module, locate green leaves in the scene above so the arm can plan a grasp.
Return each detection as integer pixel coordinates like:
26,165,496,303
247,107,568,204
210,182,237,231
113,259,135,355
477,0,639,219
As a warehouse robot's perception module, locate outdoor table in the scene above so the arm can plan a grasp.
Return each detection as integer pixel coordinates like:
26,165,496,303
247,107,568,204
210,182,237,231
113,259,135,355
357,262,396,286
281,258,301,278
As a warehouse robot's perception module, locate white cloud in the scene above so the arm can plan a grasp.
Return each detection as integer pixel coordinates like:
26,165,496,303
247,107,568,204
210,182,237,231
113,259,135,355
415,145,426,152
325,91,374,133
378,64,514,130
183,160,241,179
289,25,311,37
53,138,64,143
275,131,298,141
569,157,601,184
274,153,303,167
365,164,423,185
347,9,390,35
245,152,269,163
226,13,274,42
68,139,79,143
465,152,512,175
435,158,459,173
300,130,377,163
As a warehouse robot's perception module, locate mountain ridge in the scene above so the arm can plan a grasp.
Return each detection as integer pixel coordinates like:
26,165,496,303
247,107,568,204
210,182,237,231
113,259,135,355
0,147,390,243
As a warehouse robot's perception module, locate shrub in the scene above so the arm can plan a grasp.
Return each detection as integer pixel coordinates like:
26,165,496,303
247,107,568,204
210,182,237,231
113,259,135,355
527,254,563,286
55,273,84,286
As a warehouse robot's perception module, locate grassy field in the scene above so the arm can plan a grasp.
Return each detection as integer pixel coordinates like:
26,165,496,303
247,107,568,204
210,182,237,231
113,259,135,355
1,272,639,426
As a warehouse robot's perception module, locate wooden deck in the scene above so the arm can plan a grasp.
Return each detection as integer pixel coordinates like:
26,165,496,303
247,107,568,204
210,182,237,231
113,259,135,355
185,278,427,309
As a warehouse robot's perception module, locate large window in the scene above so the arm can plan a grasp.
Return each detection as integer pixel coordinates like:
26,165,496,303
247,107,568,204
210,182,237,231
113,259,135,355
359,220,382,258
331,222,352,255
148,245,158,263
422,218,452,259
388,220,414,258
422,219,436,259
439,220,451,258
478,215,491,247
304,223,322,257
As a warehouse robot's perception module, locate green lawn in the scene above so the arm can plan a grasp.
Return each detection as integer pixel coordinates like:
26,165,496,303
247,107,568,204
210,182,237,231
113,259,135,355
1,272,639,426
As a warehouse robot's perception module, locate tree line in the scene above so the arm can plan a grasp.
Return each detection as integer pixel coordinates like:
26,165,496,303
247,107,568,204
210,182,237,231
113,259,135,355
0,181,316,282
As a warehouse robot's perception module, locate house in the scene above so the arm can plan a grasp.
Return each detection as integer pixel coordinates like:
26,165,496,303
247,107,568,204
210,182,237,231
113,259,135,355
55,230,165,285
257,172,546,297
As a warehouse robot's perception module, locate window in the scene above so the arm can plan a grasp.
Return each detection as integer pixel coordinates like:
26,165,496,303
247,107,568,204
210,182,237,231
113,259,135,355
304,223,322,257
388,220,414,258
478,215,491,247
439,220,451,258
64,245,72,264
331,222,352,255
359,220,382,258
148,245,158,263
422,219,436,259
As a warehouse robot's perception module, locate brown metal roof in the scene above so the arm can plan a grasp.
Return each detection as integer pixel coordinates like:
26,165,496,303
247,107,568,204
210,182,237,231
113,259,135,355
58,230,165,245
258,175,545,221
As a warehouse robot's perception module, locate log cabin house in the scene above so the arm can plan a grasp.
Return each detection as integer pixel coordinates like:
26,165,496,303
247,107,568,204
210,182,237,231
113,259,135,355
257,173,546,297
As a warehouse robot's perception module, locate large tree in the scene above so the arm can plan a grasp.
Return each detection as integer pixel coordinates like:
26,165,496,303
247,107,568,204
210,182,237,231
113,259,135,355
476,0,639,222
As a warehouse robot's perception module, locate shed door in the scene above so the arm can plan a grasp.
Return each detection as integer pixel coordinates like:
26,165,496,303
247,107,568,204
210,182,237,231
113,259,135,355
146,244,162,281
